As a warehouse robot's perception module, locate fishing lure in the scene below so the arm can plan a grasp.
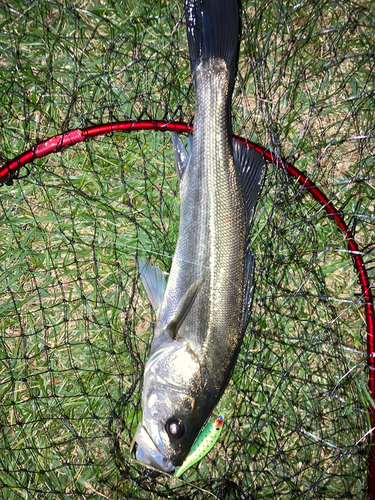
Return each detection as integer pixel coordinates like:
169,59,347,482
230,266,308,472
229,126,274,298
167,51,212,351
174,414,224,478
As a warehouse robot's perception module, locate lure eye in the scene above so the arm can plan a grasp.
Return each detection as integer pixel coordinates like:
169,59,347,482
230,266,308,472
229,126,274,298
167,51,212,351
166,418,185,439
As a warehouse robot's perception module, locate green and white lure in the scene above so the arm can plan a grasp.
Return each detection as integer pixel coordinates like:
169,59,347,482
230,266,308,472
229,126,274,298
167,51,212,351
174,414,224,478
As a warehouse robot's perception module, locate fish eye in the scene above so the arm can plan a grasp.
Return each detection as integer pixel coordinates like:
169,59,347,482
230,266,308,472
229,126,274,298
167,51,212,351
166,418,185,439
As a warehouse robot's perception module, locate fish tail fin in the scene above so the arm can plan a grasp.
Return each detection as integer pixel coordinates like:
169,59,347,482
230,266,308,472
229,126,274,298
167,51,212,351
184,0,241,79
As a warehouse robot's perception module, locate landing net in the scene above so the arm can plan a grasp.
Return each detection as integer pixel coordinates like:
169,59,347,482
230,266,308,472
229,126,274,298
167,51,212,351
0,1,374,498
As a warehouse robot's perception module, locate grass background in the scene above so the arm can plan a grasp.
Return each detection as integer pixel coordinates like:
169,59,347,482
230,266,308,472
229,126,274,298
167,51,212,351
0,0,374,498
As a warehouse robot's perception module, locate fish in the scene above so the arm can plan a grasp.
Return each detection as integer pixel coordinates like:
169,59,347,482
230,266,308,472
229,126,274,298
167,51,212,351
174,414,225,477
134,0,266,473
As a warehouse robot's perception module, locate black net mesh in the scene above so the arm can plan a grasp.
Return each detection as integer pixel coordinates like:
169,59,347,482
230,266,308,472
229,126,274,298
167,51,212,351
0,0,374,498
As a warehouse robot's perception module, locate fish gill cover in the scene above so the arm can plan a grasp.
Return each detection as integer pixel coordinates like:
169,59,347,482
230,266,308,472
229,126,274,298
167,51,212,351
0,0,374,499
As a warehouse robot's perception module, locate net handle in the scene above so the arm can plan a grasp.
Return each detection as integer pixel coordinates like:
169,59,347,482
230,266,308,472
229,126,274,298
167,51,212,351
1,119,374,496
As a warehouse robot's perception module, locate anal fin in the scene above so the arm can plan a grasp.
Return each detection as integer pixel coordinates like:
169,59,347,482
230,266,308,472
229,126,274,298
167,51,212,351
172,132,192,185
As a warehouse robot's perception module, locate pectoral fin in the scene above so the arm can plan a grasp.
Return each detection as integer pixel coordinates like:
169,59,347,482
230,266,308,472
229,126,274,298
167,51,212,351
166,279,203,339
136,258,167,311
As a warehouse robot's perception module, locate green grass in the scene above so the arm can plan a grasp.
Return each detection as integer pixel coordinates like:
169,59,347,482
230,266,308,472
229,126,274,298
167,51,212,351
0,0,374,498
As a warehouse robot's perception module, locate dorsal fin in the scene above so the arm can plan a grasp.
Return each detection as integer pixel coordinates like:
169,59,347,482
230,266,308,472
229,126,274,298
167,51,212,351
232,139,266,333
232,138,267,229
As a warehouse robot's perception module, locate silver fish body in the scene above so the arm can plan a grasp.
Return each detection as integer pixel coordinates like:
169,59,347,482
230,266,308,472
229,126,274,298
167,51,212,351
135,0,266,472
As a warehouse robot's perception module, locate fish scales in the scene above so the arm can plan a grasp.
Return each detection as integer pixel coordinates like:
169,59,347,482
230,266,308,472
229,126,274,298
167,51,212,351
192,60,247,386
154,62,246,369
134,0,266,473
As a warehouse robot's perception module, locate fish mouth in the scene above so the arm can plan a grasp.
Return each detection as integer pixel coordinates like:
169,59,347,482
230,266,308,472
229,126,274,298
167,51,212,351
135,425,175,473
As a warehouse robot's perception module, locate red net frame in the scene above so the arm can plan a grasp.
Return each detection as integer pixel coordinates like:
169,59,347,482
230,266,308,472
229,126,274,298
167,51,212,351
1,119,374,496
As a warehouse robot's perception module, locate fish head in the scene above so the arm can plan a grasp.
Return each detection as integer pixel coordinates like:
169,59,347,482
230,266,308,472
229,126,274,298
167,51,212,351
135,341,211,472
